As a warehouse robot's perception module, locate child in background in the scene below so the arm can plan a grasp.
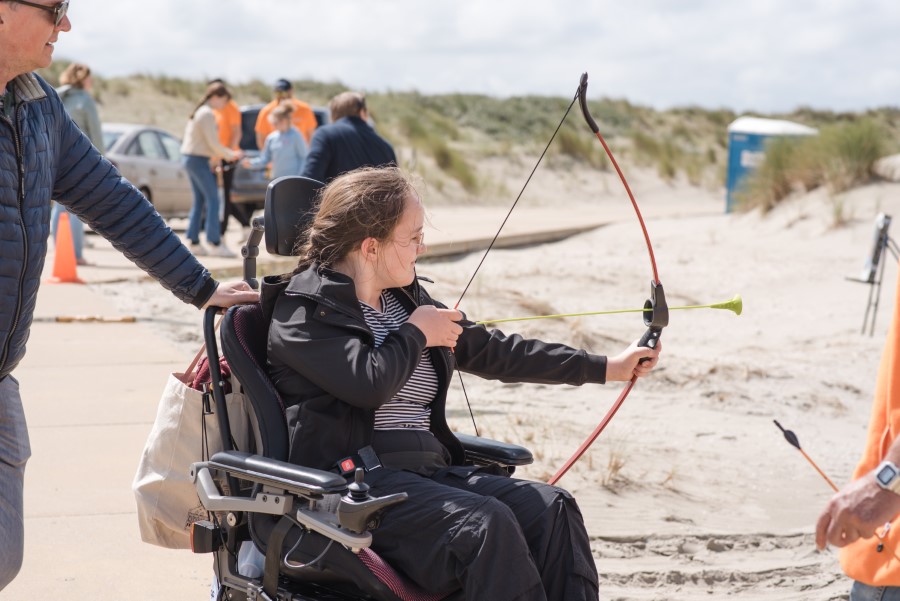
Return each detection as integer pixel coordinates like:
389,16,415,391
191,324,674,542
242,102,308,180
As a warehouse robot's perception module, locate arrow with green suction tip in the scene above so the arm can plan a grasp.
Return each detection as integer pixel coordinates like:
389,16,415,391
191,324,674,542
476,294,742,326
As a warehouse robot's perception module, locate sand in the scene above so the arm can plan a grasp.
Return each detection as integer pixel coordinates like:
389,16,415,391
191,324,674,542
95,176,900,600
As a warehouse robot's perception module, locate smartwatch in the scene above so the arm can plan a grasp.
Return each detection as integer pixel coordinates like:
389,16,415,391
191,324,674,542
875,460,900,495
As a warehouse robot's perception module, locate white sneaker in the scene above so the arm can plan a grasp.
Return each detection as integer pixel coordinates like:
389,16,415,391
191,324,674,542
188,241,208,256
208,243,236,258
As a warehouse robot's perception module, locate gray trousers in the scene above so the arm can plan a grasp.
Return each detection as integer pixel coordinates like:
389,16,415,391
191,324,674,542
0,375,30,591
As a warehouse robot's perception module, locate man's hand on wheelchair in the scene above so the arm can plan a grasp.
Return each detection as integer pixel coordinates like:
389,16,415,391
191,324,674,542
204,281,260,309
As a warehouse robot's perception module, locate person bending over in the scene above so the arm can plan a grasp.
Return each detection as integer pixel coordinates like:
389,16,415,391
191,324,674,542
262,166,661,601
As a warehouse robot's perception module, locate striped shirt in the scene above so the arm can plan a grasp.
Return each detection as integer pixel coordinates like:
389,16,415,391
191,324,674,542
360,291,439,430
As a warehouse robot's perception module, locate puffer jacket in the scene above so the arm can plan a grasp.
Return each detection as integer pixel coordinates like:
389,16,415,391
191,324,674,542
0,73,217,380
263,266,607,472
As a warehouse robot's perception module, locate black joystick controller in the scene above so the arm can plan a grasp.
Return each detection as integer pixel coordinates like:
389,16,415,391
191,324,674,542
347,468,370,501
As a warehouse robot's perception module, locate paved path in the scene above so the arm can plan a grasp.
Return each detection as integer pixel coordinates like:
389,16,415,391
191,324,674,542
4,199,718,600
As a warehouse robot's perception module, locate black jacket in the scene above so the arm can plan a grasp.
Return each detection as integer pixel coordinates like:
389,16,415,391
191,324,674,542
300,116,396,183
263,266,607,472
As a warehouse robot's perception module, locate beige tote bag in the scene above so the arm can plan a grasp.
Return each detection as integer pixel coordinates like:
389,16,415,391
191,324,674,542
133,347,249,549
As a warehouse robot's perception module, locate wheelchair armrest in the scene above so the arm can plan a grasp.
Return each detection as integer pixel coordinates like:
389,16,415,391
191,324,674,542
455,432,533,467
205,450,348,497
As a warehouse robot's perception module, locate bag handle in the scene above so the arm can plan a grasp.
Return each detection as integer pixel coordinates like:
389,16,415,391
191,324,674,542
183,314,224,378
184,344,206,378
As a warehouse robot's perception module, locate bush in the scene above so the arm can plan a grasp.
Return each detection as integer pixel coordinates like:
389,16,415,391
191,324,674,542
555,127,608,169
736,137,803,212
737,118,891,212
818,120,889,193
395,111,478,192
431,141,478,192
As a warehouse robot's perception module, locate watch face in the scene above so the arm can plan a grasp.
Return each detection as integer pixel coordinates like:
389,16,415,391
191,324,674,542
877,464,898,486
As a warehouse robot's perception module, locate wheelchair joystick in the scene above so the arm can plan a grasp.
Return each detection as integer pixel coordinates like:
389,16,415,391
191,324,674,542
338,470,408,534
348,468,370,501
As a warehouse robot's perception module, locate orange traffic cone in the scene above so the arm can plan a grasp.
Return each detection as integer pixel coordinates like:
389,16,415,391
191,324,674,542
47,212,84,284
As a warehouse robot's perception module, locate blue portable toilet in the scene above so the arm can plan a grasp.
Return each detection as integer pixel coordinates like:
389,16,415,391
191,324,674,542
725,116,818,212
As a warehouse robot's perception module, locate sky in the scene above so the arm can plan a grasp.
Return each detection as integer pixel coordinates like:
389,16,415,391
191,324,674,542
58,0,900,114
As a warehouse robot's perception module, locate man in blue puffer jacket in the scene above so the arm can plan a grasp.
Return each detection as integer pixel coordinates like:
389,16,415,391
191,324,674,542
0,1,258,590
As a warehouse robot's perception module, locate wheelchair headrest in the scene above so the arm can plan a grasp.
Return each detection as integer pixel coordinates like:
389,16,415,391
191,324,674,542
264,176,325,257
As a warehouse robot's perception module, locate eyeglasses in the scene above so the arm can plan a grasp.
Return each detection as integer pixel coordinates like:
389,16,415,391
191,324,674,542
391,232,426,249
7,0,69,27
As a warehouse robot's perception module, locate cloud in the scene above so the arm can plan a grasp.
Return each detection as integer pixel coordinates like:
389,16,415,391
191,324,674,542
58,0,900,112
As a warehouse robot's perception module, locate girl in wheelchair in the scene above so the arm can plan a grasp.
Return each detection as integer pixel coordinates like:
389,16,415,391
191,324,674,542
262,166,661,601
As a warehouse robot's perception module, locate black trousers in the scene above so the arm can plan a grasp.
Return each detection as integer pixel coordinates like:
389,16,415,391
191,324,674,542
363,433,599,601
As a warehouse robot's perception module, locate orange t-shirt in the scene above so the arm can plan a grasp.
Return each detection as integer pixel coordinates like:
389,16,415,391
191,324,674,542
255,98,317,144
840,269,900,585
213,100,242,150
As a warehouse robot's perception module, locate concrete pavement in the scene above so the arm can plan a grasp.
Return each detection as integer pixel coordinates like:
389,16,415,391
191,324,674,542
4,199,716,600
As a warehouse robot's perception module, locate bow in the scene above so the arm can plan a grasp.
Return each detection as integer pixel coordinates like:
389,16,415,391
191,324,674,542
547,73,667,485
452,72,667,483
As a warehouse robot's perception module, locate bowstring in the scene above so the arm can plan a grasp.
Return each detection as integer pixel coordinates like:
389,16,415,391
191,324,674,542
454,87,581,436
454,89,580,309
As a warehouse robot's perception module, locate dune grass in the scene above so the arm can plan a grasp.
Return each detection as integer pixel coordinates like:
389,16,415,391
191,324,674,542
39,60,900,205
737,118,894,213
384,99,480,192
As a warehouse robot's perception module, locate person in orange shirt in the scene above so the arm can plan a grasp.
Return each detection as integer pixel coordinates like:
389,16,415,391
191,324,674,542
208,78,251,236
816,268,900,599
254,78,317,149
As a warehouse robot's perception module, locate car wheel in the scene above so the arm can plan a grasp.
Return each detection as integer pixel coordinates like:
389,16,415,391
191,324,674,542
139,186,153,205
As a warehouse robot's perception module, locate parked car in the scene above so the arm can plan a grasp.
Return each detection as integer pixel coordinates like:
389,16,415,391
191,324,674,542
103,123,193,219
230,103,330,211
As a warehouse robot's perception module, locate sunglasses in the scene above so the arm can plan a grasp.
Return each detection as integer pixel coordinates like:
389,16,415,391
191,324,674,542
8,0,69,27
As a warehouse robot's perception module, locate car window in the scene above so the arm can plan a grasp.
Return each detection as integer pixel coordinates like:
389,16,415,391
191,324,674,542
159,132,182,162
103,131,122,150
131,131,165,159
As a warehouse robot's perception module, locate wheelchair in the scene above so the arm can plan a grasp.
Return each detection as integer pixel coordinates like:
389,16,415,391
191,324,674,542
189,176,535,601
